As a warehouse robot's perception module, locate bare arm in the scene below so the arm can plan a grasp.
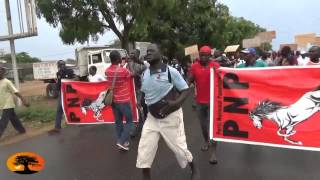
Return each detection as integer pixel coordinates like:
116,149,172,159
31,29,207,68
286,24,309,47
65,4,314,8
171,88,190,107
161,88,191,115
15,93,30,107
188,73,195,88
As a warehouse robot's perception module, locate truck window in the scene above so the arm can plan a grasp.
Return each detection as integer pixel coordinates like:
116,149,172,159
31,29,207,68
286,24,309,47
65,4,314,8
88,55,92,64
92,54,102,64
103,51,111,63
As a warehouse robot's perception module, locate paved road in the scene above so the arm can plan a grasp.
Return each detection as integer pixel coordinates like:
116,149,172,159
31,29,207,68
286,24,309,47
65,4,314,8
1,97,320,180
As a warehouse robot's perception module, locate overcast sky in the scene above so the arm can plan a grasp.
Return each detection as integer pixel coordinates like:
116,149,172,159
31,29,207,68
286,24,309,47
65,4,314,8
0,0,319,60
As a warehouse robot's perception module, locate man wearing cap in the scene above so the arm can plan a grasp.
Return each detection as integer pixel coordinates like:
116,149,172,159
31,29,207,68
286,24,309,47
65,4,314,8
189,45,220,164
0,65,30,138
306,46,320,66
236,48,266,68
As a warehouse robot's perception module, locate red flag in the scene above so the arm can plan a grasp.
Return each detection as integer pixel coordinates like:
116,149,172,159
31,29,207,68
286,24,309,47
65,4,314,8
61,79,138,124
211,66,320,151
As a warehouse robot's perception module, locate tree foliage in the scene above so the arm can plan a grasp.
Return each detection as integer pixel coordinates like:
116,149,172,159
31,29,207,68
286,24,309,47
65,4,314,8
36,0,267,57
1,52,41,63
130,0,266,58
36,0,150,50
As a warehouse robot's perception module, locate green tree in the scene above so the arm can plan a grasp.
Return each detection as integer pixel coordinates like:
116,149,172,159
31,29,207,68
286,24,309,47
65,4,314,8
36,0,267,57
36,0,160,50
66,58,76,64
259,43,273,51
129,0,194,58
36,0,182,51
1,52,41,63
130,0,266,58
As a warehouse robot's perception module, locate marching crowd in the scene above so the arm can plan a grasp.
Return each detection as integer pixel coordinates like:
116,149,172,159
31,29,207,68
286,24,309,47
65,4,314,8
1,43,320,180
169,45,320,72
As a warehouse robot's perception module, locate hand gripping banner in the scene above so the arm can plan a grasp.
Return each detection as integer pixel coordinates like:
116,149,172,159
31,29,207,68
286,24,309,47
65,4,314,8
210,66,320,151
61,79,138,124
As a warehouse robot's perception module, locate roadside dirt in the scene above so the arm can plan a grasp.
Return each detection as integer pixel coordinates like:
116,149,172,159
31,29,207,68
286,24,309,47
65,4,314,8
0,122,55,146
20,80,47,96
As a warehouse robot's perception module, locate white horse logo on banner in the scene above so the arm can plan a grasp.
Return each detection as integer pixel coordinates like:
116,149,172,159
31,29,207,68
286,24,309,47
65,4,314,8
249,89,320,145
80,91,108,122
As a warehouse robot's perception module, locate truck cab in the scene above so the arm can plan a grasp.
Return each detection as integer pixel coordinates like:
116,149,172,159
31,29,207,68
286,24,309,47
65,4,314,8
87,49,128,77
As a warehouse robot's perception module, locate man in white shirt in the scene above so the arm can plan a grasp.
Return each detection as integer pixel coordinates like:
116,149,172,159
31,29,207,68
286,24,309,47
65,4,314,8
297,50,310,66
306,46,320,66
88,66,106,82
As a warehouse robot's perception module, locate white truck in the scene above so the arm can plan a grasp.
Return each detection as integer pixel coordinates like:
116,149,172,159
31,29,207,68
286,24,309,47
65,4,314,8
33,46,128,98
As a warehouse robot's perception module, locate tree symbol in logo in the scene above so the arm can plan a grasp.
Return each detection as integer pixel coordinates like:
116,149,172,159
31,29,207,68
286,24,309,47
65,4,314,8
13,155,40,174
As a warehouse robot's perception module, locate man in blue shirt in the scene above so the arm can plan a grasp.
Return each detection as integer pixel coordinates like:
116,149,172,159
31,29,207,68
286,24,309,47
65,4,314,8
136,44,200,180
236,48,266,68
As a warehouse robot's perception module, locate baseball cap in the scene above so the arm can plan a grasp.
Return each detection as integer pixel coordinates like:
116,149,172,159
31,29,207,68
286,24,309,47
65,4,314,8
199,45,212,54
0,65,8,75
241,48,256,55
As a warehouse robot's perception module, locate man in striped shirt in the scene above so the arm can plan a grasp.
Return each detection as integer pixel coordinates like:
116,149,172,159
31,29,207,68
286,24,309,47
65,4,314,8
105,50,133,151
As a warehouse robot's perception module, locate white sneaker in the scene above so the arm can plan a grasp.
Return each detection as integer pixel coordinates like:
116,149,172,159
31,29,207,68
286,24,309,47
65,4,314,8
116,143,129,151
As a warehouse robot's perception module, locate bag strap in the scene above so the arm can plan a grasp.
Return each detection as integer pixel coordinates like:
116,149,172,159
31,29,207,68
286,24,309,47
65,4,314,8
168,66,181,93
111,65,120,89
167,66,172,84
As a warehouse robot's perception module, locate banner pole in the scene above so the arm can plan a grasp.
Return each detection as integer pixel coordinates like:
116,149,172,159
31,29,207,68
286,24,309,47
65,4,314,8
209,68,214,140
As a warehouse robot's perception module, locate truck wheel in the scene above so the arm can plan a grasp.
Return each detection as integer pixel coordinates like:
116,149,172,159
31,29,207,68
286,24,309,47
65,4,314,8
46,83,58,98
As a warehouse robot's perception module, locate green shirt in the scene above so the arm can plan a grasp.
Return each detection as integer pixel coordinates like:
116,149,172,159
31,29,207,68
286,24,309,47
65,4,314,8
236,60,267,68
256,59,268,67
0,78,18,110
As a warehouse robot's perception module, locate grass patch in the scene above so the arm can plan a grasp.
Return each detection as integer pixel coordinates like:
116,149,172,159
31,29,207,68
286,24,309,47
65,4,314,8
16,105,55,123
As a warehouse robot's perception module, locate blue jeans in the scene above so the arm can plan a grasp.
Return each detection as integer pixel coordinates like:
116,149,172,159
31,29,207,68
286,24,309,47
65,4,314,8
55,93,64,129
112,102,133,144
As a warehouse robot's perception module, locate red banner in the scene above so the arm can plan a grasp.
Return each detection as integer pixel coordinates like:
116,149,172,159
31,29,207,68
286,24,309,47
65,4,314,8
211,66,320,151
61,79,138,124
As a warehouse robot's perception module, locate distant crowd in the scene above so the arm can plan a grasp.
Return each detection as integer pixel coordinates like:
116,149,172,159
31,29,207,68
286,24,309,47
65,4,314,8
165,45,320,79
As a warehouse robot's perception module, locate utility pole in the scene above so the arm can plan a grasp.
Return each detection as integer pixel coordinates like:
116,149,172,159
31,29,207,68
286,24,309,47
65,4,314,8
5,0,20,89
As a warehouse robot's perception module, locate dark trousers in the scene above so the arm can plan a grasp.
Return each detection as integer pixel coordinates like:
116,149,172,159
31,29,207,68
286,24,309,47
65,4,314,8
196,103,210,142
0,108,26,137
55,94,64,129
